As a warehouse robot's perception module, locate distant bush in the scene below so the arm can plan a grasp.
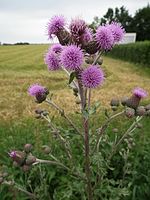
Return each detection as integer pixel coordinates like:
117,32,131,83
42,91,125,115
14,42,30,45
107,41,150,66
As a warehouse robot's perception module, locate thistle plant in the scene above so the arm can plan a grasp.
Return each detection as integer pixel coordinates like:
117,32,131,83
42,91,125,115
6,16,150,200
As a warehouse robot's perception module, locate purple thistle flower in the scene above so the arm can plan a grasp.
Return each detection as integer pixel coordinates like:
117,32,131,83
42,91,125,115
133,88,148,99
28,84,46,97
95,25,114,50
60,45,83,70
51,44,63,54
106,22,125,43
70,18,87,36
47,15,65,38
81,65,104,88
44,50,60,70
82,28,93,43
9,151,16,158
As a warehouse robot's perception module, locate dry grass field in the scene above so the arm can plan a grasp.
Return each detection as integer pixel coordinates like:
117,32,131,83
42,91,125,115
0,44,150,121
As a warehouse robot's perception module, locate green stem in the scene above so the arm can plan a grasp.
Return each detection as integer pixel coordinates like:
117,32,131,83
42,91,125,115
45,99,82,137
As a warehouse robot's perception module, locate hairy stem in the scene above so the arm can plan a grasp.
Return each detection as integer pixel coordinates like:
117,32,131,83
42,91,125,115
3,181,37,199
109,116,143,160
45,98,82,137
34,158,86,181
92,111,124,154
77,78,93,200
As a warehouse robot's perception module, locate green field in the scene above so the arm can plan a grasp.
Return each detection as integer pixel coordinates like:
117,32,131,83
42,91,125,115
0,44,150,121
0,45,150,200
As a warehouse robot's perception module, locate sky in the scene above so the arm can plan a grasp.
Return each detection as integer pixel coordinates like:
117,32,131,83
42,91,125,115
0,0,149,43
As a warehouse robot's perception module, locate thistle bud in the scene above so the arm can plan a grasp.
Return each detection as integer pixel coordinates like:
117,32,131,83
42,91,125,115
110,98,120,107
24,144,33,153
126,88,147,109
83,40,98,54
145,104,150,111
56,29,70,45
121,97,128,106
9,151,26,166
43,146,51,154
35,109,43,115
85,57,94,64
125,108,135,118
22,165,31,172
146,110,150,116
26,155,36,165
136,106,146,116
13,161,20,168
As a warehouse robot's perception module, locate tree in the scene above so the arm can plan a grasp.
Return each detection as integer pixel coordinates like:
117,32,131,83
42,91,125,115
131,4,150,41
90,6,133,32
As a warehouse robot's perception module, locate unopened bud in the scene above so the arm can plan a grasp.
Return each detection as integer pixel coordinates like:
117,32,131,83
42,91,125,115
110,98,120,107
22,165,31,172
13,161,20,168
136,106,146,116
85,57,94,64
83,40,98,54
145,104,150,111
43,146,51,154
125,108,135,118
146,110,150,116
121,97,128,106
24,144,33,153
26,155,36,165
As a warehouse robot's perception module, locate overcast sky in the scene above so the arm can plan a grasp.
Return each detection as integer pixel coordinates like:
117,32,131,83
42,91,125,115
0,0,149,43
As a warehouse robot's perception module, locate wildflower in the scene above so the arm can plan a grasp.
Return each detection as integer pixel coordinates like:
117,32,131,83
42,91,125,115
106,22,125,43
28,84,48,103
44,50,60,70
51,43,63,53
70,18,87,43
126,88,148,109
95,25,114,50
81,65,104,88
82,28,93,43
60,45,83,70
47,15,65,38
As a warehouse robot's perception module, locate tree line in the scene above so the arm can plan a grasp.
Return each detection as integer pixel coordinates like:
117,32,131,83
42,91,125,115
89,4,150,41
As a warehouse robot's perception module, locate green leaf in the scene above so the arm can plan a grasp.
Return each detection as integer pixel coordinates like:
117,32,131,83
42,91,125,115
69,72,76,84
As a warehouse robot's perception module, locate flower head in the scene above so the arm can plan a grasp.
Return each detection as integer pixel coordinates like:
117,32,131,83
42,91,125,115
44,50,60,70
81,65,104,88
82,28,93,43
51,44,63,53
133,88,148,99
47,15,65,38
106,22,125,42
28,84,46,97
60,45,83,70
95,25,114,50
28,84,48,103
9,151,16,158
70,18,87,36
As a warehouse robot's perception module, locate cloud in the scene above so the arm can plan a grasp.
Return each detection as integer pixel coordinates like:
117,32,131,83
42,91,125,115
0,0,149,43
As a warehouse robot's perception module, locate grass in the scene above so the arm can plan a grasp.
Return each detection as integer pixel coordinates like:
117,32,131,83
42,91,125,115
0,44,150,121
